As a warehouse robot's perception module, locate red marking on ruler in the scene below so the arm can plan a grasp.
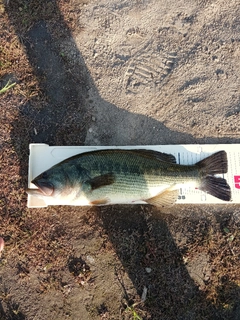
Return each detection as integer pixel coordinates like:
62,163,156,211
234,176,240,189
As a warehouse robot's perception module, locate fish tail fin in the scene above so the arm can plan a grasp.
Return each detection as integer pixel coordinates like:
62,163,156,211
196,150,228,175
196,151,231,201
199,176,231,201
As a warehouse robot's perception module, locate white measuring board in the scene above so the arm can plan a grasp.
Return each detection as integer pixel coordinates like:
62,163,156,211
27,144,240,208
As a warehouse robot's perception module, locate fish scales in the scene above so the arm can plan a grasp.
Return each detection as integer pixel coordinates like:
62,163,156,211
97,151,198,182
73,151,197,201
27,149,231,206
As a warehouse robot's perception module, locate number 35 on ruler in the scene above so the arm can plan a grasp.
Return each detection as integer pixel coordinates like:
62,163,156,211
234,176,240,189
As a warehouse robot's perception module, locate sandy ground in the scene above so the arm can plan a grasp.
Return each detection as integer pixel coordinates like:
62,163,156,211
0,0,240,319
78,0,240,146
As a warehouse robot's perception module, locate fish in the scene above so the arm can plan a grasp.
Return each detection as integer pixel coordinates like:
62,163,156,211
27,149,231,207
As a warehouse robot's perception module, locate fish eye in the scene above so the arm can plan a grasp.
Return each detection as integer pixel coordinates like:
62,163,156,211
42,172,48,179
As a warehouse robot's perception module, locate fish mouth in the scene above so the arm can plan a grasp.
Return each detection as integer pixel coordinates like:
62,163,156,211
31,178,54,196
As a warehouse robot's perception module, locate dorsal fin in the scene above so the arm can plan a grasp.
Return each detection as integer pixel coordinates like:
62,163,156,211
51,149,176,167
133,149,176,163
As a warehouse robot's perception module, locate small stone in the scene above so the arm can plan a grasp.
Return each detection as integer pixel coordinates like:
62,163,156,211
86,255,95,264
141,286,147,302
145,267,152,273
88,128,93,133
0,237,4,256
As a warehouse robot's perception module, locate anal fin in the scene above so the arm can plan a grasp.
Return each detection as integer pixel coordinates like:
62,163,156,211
146,188,179,208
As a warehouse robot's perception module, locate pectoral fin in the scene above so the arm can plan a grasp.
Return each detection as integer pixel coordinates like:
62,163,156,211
86,173,115,190
146,188,179,208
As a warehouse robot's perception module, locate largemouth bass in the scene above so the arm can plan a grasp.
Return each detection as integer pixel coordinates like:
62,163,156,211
27,149,231,207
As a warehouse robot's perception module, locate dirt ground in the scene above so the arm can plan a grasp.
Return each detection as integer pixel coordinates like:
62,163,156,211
0,0,240,319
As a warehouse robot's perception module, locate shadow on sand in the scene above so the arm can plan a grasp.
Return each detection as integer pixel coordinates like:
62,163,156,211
6,1,240,319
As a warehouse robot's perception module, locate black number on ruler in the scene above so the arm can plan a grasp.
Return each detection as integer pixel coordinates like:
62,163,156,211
178,188,186,200
178,195,186,200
